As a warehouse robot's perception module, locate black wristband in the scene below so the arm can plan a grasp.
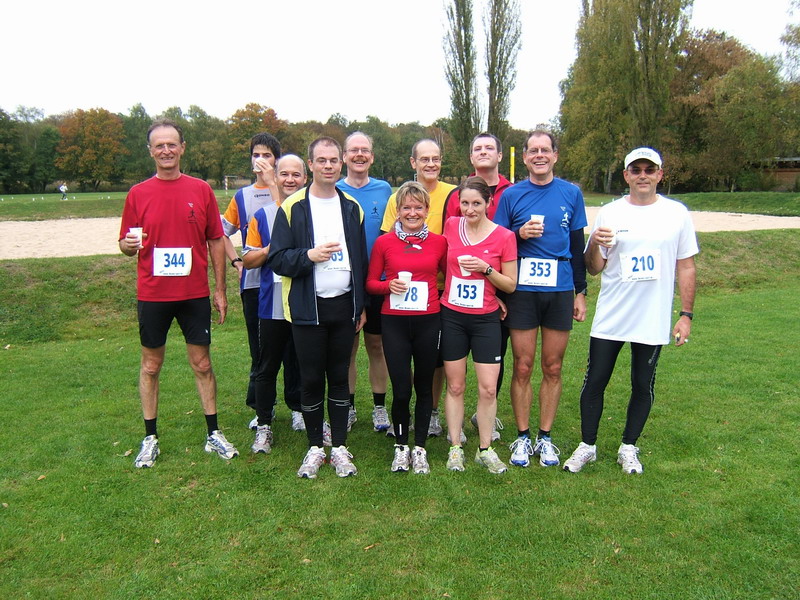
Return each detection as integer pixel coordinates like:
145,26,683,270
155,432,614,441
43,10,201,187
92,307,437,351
231,258,243,267
679,311,694,320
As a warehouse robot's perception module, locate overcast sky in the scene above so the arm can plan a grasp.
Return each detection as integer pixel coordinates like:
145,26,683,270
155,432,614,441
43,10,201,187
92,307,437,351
1,0,793,129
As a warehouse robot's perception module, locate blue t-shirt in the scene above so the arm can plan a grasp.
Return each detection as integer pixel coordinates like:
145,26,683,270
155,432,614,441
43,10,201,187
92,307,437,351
337,177,392,256
493,177,587,292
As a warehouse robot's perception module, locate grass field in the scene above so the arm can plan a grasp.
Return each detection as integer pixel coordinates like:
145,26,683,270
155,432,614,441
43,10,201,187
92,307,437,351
1,225,798,598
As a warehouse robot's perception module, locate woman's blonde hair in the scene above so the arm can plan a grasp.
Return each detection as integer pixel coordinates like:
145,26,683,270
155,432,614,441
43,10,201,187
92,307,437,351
395,181,431,211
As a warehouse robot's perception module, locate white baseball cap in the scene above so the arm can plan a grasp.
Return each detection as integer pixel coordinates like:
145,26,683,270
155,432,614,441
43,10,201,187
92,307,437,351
624,147,662,168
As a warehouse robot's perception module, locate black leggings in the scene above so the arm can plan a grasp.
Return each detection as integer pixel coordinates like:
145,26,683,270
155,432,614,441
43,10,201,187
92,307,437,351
579,337,662,446
254,318,301,425
291,294,355,448
382,313,441,448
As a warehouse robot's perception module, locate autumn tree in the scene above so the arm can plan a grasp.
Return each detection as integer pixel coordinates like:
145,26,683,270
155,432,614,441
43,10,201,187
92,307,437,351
56,108,127,191
185,105,229,183
444,0,481,153
0,109,25,192
121,103,154,182
227,104,289,174
485,0,522,143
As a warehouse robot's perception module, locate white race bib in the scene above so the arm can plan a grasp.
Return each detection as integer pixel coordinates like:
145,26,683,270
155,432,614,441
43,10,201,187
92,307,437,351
448,276,484,309
389,281,429,311
320,244,351,272
153,247,192,277
519,257,558,287
620,249,661,282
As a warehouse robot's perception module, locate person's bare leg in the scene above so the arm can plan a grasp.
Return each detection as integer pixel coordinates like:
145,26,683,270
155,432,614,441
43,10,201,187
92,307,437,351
443,359,467,446
538,327,570,432
186,343,217,415
474,362,501,448
140,345,165,420
348,332,359,395
509,328,537,432
364,332,388,395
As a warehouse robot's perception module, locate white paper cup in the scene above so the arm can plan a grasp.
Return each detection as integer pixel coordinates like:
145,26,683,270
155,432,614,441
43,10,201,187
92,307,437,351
129,227,143,249
397,271,412,284
607,228,617,246
457,255,471,277
530,214,545,224
252,157,262,173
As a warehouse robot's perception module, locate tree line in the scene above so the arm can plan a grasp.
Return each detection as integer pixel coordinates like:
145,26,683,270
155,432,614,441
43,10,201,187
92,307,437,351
1,0,798,195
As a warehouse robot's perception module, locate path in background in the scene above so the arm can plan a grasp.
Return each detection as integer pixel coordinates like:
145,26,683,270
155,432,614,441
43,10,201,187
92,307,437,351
1,210,800,260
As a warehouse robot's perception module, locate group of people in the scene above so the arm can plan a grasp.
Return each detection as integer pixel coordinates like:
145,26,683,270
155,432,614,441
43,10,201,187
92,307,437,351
119,119,698,479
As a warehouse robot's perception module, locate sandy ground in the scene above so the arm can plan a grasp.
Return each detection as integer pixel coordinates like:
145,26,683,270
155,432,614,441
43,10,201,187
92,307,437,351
1,209,799,260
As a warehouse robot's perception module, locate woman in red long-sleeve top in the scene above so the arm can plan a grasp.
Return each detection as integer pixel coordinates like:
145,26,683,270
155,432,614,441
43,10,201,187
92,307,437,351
366,181,447,475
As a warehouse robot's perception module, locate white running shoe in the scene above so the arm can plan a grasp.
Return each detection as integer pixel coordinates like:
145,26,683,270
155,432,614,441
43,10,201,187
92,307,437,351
411,447,430,474
446,445,465,472
509,436,534,467
248,416,258,431
563,442,597,473
205,430,239,460
322,421,332,447
469,413,504,442
446,429,467,445
297,446,326,479
251,424,273,454
533,436,561,467
391,444,411,472
330,446,358,477
134,435,159,468
372,405,391,432
291,411,306,432
474,447,508,474
428,409,443,437
618,443,643,474
347,407,358,431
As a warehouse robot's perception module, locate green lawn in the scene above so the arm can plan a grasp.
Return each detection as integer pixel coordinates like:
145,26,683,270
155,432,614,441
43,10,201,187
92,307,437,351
1,229,798,598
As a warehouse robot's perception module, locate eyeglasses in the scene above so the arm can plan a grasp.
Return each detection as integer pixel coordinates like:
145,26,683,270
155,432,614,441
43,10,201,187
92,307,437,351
627,166,659,175
524,147,553,155
346,147,372,155
149,143,180,152
415,157,441,165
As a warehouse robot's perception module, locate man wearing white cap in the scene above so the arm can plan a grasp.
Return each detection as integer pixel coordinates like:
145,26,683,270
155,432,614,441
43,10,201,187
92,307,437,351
563,147,698,475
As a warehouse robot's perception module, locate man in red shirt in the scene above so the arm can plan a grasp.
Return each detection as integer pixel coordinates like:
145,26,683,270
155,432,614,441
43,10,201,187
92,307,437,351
119,119,238,468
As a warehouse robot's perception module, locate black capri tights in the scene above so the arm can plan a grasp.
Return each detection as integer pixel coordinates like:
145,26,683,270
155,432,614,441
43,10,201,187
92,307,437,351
579,337,662,446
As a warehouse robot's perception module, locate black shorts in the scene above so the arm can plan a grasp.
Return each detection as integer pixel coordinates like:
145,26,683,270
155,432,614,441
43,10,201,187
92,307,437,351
137,297,211,348
440,306,502,364
363,293,383,336
503,290,574,331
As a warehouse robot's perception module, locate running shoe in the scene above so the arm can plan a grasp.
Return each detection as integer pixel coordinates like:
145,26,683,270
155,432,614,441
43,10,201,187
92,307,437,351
248,416,258,431
391,444,411,473
297,446,326,479
411,447,430,475
347,407,358,431
469,413,504,442
446,445,466,472
509,436,534,467
446,429,467,445
322,421,332,447
563,442,597,473
330,446,358,477
474,447,508,474
372,406,391,432
291,410,306,432
617,443,643,474
251,424,273,454
205,430,239,460
533,436,561,467
134,435,159,468
428,409,443,437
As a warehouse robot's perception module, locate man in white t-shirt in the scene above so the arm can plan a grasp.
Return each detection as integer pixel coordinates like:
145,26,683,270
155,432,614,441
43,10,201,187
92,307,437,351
563,147,698,475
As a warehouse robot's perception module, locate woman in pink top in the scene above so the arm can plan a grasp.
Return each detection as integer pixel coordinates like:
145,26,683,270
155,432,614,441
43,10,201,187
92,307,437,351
440,177,517,473
366,182,447,474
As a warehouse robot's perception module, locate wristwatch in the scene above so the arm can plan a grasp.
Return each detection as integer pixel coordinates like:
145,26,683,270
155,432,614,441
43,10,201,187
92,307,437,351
679,311,694,320
231,257,243,268
485,266,494,276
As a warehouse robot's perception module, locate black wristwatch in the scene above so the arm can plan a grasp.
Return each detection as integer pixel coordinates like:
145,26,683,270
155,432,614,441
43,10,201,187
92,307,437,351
485,266,494,276
231,257,243,268
679,311,694,320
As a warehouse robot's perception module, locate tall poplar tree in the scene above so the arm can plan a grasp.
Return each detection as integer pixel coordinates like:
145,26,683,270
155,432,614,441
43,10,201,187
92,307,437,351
444,0,481,152
485,0,522,142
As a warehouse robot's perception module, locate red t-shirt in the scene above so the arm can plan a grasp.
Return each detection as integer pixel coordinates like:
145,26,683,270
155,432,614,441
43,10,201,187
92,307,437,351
365,231,447,316
441,217,516,314
119,174,224,302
